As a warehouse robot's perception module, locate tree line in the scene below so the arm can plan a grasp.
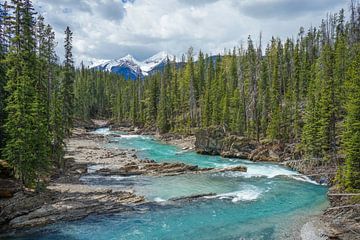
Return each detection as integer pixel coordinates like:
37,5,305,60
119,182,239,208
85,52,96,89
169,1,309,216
0,0,74,187
73,3,360,191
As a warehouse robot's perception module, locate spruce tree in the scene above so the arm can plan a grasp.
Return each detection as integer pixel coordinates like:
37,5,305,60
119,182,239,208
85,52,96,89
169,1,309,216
4,0,50,186
0,2,8,153
62,26,75,137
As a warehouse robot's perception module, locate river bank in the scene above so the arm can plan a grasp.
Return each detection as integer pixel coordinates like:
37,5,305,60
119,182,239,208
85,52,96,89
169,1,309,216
157,128,360,239
1,122,358,239
0,127,247,236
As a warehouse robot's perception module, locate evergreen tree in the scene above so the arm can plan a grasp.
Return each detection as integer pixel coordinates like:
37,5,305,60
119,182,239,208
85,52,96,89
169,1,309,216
62,26,74,137
343,43,360,190
0,1,8,152
4,0,50,186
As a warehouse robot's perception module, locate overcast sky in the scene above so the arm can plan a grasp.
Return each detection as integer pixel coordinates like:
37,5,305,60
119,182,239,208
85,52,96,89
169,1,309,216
32,0,349,64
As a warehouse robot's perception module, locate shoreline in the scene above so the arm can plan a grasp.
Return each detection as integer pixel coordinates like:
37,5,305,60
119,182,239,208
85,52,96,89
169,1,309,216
1,124,358,239
147,129,359,239
0,127,245,236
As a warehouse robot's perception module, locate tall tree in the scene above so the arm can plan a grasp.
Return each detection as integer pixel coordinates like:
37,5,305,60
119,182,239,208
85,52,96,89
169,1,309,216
4,0,50,186
62,26,74,137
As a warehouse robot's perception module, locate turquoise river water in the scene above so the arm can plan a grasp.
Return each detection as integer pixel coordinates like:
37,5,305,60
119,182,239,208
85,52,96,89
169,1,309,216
8,128,329,240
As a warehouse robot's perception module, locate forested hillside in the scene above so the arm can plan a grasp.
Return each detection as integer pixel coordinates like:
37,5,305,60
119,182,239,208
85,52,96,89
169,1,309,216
73,4,360,191
0,0,359,192
0,0,74,187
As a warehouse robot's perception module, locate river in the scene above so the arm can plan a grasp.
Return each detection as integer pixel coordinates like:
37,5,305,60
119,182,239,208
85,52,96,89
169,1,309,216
11,128,329,240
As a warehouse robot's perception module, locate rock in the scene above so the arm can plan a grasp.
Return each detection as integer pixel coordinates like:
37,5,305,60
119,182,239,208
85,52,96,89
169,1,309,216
95,162,207,177
194,127,298,162
0,179,21,198
4,191,144,230
195,127,258,159
195,126,225,155
0,160,13,179
216,165,247,173
170,193,216,202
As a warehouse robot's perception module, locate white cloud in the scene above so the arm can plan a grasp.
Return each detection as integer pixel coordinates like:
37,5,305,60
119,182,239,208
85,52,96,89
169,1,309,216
32,0,348,64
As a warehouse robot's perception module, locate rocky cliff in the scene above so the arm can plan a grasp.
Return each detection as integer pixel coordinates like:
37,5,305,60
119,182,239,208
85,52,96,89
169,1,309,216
195,127,300,162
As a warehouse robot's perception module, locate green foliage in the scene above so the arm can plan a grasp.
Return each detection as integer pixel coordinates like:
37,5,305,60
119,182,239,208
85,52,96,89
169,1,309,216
0,0,72,186
343,43,360,190
62,26,75,137
70,5,360,190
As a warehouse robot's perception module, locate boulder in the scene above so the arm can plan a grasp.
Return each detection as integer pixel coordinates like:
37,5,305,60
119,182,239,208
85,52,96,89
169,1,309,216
221,136,258,159
195,127,259,159
0,179,21,198
195,126,225,155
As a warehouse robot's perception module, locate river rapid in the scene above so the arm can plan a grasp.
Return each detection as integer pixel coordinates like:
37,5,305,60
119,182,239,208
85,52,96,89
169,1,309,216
11,128,329,240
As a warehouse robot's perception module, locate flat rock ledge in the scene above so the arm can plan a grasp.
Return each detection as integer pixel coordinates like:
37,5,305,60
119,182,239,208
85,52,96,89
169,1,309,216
0,188,144,233
95,161,247,177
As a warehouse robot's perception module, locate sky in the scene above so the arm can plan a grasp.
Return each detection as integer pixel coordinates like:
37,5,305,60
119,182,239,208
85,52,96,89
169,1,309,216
32,0,349,64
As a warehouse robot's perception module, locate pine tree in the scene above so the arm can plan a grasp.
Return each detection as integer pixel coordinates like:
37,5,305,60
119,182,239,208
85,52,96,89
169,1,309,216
62,26,75,137
186,47,197,128
0,1,8,152
4,0,50,186
200,55,213,128
267,38,282,140
157,74,169,133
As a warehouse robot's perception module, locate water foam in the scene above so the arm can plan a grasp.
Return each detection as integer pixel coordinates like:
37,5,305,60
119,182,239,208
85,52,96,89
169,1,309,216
154,197,167,202
205,186,263,203
92,128,111,135
245,164,297,178
116,135,150,140
290,175,320,185
87,164,111,174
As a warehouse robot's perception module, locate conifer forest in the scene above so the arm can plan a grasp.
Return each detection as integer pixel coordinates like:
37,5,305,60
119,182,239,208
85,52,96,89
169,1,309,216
0,0,359,239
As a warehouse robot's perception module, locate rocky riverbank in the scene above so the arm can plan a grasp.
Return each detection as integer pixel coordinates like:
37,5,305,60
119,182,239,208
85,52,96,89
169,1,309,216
193,126,360,240
113,125,359,240
194,126,300,162
0,126,247,235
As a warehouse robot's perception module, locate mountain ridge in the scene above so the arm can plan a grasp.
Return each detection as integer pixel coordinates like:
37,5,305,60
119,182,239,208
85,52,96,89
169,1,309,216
90,51,176,80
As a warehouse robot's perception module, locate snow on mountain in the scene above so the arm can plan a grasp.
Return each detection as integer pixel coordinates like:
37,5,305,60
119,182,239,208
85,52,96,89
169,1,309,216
140,51,175,75
90,52,176,79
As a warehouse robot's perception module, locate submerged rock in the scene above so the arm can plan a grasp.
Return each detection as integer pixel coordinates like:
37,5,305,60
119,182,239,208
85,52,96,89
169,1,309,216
169,193,217,202
216,165,247,172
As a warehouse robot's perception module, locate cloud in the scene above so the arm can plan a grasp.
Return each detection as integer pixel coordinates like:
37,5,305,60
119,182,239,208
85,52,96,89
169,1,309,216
178,0,220,7
235,0,347,19
32,0,349,64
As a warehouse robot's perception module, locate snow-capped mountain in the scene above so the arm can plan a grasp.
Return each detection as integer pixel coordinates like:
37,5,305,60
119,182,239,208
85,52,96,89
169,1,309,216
90,51,175,80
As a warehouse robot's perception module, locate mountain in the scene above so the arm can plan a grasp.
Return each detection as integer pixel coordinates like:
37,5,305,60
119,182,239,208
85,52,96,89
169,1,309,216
90,51,175,80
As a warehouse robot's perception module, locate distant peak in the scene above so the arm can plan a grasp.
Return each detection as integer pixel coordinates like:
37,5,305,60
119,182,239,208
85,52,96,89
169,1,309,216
88,51,178,79
144,51,175,63
120,54,138,62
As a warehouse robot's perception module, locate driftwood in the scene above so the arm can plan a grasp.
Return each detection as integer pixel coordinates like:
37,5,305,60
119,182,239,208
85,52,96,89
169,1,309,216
328,193,360,197
327,204,360,211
